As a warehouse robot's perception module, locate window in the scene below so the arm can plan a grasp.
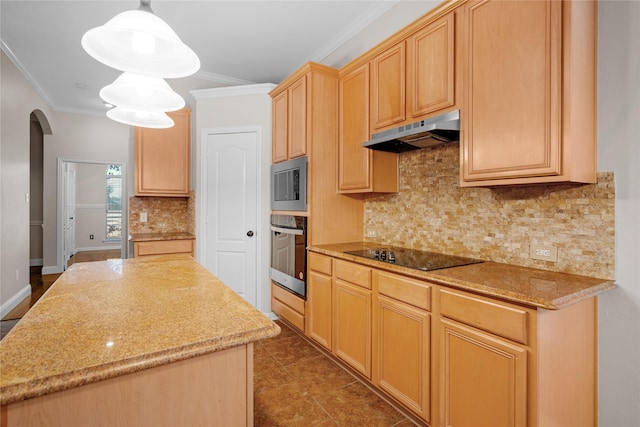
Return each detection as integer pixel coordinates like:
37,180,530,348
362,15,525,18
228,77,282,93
106,165,122,240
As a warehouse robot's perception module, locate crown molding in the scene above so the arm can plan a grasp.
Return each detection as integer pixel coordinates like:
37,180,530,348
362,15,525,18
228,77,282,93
190,83,276,100
193,70,256,86
302,0,400,66
1,40,56,110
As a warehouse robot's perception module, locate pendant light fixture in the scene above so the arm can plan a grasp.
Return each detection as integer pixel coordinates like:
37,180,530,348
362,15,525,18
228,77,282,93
81,0,200,78
99,72,185,112
107,107,174,129
82,0,200,128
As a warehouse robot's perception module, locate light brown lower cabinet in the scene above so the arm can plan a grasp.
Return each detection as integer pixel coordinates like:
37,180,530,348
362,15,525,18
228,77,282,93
133,239,194,257
374,295,431,421
305,254,599,426
439,318,527,427
271,282,305,332
333,278,372,379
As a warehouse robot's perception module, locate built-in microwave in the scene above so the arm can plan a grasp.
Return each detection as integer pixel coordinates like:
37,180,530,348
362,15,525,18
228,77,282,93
271,156,307,211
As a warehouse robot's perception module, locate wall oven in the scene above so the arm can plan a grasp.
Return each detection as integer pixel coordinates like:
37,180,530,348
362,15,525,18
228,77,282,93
270,215,307,299
271,156,307,212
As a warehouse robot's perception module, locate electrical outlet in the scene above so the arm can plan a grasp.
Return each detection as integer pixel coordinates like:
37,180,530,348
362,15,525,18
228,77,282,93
365,230,377,238
89,234,94,240
530,244,558,262
140,212,148,223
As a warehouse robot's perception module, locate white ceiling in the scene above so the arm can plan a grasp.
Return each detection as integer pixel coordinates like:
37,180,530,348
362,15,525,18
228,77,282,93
0,1,441,116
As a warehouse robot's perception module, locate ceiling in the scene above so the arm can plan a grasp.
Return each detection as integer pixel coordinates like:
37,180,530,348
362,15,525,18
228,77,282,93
1,1,439,117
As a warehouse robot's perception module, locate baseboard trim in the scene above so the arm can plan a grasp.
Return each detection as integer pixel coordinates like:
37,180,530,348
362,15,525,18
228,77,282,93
0,285,31,319
265,312,278,321
42,265,62,275
29,258,43,267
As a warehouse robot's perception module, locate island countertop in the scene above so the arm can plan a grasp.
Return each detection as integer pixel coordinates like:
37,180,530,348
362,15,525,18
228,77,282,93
309,242,616,310
0,254,280,406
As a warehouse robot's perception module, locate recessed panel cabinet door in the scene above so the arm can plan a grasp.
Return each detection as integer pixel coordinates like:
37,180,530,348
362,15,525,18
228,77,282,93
333,279,372,378
370,42,406,131
374,295,431,422
439,318,527,427
461,0,562,182
134,108,191,196
272,91,288,163
306,270,332,350
338,64,371,191
288,76,307,159
407,12,456,118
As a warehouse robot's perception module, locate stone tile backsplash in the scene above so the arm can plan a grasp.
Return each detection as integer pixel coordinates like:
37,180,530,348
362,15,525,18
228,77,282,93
363,144,615,280
129,192,195,235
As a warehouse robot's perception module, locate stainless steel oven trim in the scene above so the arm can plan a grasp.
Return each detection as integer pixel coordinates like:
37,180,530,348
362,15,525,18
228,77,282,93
270,225,304,235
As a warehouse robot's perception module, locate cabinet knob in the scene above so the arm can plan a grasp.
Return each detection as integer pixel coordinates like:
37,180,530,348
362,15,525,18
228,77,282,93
246,230,254,237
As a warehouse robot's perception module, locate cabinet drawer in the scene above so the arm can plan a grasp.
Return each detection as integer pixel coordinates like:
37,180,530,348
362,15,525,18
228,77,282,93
271,297,305,332
439,289,529,344
335,260,371,289
309,252,332,276
134,239,194,257
271,283,305,315
376,271,431,311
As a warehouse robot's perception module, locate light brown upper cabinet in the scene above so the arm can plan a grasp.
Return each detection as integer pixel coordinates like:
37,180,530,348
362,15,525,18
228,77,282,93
370,11,457,133
271,74,307,163
407,12,456,119
134,108,191,197
460,0,597,186
370,42,406,131
338,63,398,193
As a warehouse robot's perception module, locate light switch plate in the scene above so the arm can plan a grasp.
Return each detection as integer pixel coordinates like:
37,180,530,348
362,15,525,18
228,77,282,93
140,212,148,223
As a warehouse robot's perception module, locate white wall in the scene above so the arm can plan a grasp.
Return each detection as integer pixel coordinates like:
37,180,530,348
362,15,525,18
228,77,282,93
42,112,129,272
0,50,53,315
597,2,640,426
190,85,275,316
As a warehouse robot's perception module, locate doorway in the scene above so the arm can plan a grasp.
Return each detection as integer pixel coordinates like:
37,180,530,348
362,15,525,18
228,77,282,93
200,128,259,308
56,160,127,271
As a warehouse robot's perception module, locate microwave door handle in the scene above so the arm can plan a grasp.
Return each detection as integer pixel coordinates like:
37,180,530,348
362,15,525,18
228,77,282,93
270,225,304,235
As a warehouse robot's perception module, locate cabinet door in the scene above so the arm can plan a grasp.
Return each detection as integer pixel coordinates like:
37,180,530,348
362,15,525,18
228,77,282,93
439,318,527,427
333,279,372,378
407,12,455,118
306,270,332,350
339,63,371,191
288,76,307,159
461,0,562,183
374,295,430,422
134,108,191,197
272,90,288,163
370,42,406,131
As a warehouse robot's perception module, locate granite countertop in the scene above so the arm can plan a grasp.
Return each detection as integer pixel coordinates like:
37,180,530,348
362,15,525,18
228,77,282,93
309,242,616,310
129,232,195,242
0,254,280,406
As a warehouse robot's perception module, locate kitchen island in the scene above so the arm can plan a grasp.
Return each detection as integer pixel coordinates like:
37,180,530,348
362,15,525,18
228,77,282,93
0,254,280,426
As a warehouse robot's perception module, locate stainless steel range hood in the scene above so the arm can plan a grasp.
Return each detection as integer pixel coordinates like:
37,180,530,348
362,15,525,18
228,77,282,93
363,110,460,153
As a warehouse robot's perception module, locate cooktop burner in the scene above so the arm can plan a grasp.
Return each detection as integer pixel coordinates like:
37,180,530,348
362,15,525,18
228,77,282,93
344,247,483,272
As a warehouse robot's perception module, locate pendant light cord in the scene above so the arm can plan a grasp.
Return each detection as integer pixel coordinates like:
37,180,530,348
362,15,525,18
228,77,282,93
138,0,153,14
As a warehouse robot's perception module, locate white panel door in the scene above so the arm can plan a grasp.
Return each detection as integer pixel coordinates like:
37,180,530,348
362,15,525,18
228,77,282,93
204,131,258,306
63,167,76,267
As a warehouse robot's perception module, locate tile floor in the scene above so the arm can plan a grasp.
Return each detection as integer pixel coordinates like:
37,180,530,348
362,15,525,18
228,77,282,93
254,320,415,427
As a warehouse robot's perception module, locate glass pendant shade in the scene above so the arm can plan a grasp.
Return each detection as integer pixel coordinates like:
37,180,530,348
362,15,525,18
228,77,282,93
106,107,174,128
81,9,200,78
100,72,185,112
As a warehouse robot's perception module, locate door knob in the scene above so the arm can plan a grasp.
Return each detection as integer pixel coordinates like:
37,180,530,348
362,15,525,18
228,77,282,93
246,231,254,237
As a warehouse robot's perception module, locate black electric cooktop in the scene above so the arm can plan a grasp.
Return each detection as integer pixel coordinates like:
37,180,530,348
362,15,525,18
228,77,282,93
344,247,483,272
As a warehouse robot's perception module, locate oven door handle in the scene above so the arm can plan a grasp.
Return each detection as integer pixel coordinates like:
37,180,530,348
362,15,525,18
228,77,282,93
270,225,304,236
